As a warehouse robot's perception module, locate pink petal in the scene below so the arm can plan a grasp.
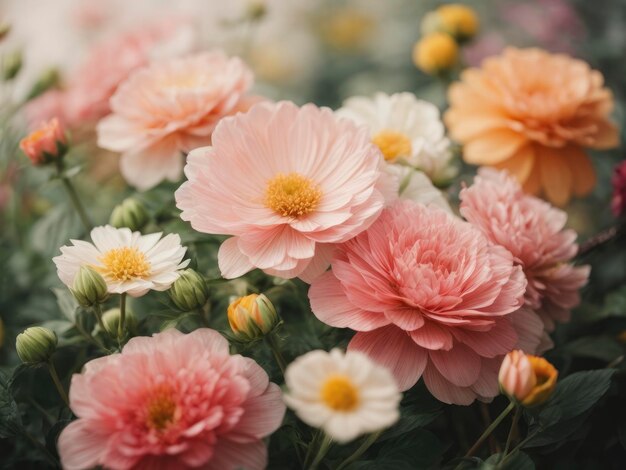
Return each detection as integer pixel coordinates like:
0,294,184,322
429,343,481,387
218,237,255,279
58,420,107,470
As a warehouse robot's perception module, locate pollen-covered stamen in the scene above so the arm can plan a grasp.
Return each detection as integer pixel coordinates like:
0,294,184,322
98,247,150,282
145,386,178,431
320,375,360,411
372,130,412,161
265,172,322,218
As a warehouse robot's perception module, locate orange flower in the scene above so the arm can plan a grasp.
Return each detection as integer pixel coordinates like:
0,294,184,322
445,48,619,206
19,118,67,166
499,350,558,407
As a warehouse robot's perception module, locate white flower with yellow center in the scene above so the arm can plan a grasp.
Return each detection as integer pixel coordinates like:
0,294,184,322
336,92,457,185
53,225,189,297
283,349,401,443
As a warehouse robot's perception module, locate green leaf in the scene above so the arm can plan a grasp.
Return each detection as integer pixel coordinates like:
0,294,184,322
379,404,443,441
348,429,444,470
480,452,535,470
524,369,615,447
30,204,81,256
0,368,23,438
52,287,78,322
560,336,622,362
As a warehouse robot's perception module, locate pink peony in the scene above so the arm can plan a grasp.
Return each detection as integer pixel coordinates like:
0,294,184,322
612,160,626,218
309,200,543,405
97,51,256,191
176,100,395,281
460,169,590,331
24,19,194,131
58,328,285,470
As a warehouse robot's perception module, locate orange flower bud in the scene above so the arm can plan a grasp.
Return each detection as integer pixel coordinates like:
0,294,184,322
499,350,558,407
19,118,67,166
227,294,279,341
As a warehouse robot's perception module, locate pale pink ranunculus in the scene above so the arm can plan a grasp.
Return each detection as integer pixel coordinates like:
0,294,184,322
24,18,194,131
97,51,254,191
309,200,543,405
176,100,396,281
19,118,67,165
460,168,590,332
58,328,285,470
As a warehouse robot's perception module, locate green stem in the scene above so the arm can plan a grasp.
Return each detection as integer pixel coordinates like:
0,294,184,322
265,331,287,375
335,431,382,470
47,360,69,406
310,433,333,470
118,293,127,342
22,429,60,468
464,401,515,458
497,427,542,469
501,406,521,462
92,303,107,336
60,175,92,232
303,431,322,468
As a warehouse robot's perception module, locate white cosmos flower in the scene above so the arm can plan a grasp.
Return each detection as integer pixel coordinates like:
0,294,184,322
336,92,457,185
53,225,189,297
283,349,401,443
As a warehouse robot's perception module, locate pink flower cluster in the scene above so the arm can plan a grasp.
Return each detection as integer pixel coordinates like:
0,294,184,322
310,200,544,404
58,329,285,470
25,19,193,130
460,169,590,331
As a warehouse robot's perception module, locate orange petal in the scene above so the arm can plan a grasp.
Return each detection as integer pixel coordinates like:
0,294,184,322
522,154,542,196
588,120,620,150
494,144,536,184
444,110,509,142
538,146,572,206
567,146,596,196
462,129,528,165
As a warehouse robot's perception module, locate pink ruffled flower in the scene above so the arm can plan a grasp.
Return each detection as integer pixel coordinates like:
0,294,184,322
97,51,255,191
309,200,543,405
460,169,590,331
24,19,194,131
58,328,285,470
176,101,395,281
612,160,626,218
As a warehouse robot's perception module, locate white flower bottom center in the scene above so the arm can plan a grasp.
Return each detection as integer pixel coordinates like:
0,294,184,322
98,247,151,282
372,130,412,161
265,172,322,218
320,375,360,411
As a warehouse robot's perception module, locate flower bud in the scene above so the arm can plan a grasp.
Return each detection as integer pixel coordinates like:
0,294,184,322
246,1,267,21
26,67,60,100
110,198,149,232
2,50,22,81
100,308,137,335
0,23,11,42
228,294,279,341
499,350,558,407
169,269,209,311
422,4,479,43
71,266,109,308
412,32,459,75
16,327,57,364
19,118,68,165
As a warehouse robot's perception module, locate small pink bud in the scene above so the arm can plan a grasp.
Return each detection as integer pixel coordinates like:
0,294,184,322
498,350,536,402
19,118,67,166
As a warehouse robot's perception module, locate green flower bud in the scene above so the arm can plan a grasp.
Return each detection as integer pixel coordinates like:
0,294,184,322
2,50,22,81
26,67,60,100
16,327,57,364
100,308,137,335
169,269,209,311
109,198,149,232
71,266,109,308
227,294,279,341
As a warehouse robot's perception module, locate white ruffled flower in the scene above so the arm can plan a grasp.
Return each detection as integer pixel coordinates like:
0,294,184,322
283,348,401,443
336,92,457,184
53,225,189,297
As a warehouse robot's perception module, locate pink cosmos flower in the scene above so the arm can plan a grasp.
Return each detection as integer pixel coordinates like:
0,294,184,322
97,51,256,191
460,169,590,331
58,328,285,470
176,101,395,281
24,19,194,131
612,160,626,218
309,200,543,405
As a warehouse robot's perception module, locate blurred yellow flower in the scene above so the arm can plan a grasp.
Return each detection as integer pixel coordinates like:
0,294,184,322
320,8,374,52
429,4,479,42
412,32,458,75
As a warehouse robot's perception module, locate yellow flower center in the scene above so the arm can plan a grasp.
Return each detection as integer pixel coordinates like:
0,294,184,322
371,130,412,161
320,375,359,411
146,387,177,431
98,247,150,282
265,173,322,218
